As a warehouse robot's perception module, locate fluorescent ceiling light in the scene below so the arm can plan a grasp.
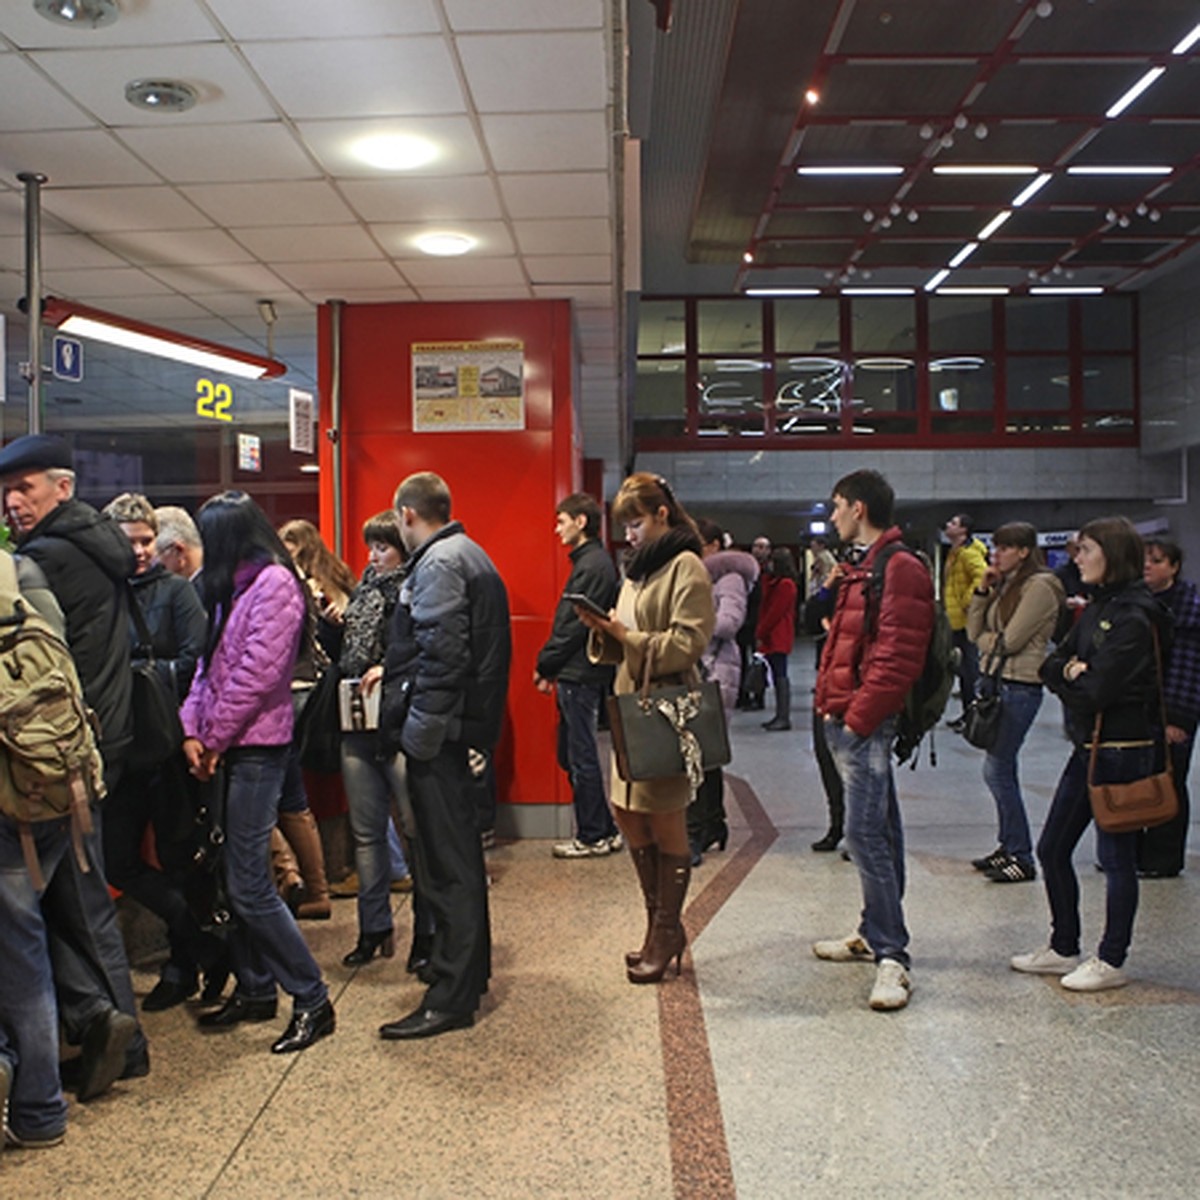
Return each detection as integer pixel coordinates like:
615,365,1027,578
930,357,986,371
977,210,1012,241
932,165,1037,176
842,287,915,295
948,241,979,268
1066,165,1172,176
1029,286,1105,295
1105,67,1166,118
413,231,476,256
856,357,915,371
1173,22,1200,54
351,132,438,171
1011,173,1052,207
796,166,903,176
744,287,821,296
924,268,951,292
936,287,1010,295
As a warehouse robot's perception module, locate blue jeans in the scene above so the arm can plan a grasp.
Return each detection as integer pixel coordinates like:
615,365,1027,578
1038,744,1151,968
342,732,411,937
556,681,614,844
981,681,1043,863
953,629,978,715
222,747,328,1012
826,715,909,968
0,817,71,1141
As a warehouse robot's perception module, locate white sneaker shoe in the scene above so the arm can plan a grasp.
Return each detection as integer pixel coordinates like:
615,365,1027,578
812,934,873,963
1010,947,1081,975
552,838,613,859
869,959,911,1010
607,832,624,853
1060,956,1128,992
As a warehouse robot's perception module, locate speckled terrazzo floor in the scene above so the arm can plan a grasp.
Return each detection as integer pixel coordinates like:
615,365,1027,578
5,650,1200,1198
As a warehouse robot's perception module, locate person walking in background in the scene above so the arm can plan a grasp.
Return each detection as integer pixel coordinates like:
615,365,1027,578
966,522,1065,884
534,493,620,860
943,513,988,729
757,547,799,731
1137,537,1199,878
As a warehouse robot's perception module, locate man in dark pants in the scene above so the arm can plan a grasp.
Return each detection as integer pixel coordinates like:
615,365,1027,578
378,472,511,1040
0,433,147,1100
534,492,619,858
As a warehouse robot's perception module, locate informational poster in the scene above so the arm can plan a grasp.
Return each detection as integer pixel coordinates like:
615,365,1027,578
237,432,262,472
412,340,525,431
289,387,315,453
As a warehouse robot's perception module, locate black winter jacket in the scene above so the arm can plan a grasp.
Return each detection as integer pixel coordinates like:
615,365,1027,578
381,522,511,760
536,538,617,686
129,564,207,702
18,498,136,761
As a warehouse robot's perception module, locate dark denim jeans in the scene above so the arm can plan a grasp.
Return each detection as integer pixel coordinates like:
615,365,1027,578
981,681,1043,864
953,629,978,716
556,680,615,844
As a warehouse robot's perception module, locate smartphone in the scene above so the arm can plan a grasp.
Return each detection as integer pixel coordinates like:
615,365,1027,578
563,591,609,618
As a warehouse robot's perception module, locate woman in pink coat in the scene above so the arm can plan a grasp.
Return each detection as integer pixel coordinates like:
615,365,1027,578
756,548,799,730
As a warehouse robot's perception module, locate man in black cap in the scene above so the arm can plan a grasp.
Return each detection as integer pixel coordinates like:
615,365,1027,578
0,433,148,1100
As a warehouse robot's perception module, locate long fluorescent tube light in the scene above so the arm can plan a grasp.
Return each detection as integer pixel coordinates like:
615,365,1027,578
1173,22,1200,54
977,210,1012,240
744,287,822,296
1105,67,1166,118
937,287,1010,295
948,241,979,268
932,165,1037,176
796,165,904,176
1011,173,1052,207
1029,286,1105,295
43,298,285,380
1066,165,1172,176
842,287,915,295
924,268,951,292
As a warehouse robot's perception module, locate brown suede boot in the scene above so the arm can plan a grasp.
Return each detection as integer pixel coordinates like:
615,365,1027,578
626,852,690,984
625,844,659,968
270,828,306,913
278,809,332,920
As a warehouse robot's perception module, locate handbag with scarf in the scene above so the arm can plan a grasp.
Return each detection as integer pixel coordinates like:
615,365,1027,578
1087,624,1178,834
962,634,1006,752
126,582,185,772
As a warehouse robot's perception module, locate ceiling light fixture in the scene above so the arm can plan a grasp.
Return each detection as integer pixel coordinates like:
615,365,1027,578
976,210,1012,240
932,165,1037,176
937,287,1010,295
1011,172,1052,207
948,241,979,268
842,287,915,296
1029,286,1104,295
124,79,198,113
924,268,951,292
1067,164,1172,175
43,297,285,380
796,165,904,176
805,88,820,105
351,132,438,171
34,0,118,26
744,287,822,297
1105,67,1166,118
1173,22,1200,54
413,231,476,256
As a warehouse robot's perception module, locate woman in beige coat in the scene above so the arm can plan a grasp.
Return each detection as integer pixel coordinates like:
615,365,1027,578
966,522,1065,883
576,474,714,983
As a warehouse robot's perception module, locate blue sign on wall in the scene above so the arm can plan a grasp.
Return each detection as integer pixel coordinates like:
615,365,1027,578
53,335,83,382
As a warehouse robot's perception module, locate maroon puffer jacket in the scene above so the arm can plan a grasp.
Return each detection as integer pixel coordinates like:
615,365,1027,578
814,527,933,737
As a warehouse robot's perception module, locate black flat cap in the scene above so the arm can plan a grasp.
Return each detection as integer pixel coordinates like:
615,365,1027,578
0,434,74,476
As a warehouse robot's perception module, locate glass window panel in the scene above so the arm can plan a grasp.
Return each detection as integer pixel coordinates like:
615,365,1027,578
1082,356,1134,410
850,358,917,413
931,414,995,436
1006,297,1067,350
850,298,915,352
636,299,687,356
1082,412,1137,433
928,296,993,351
633,360,687,436
1081,296,1133,351
1005,413,1073,435
855,414,918,435
774,298,840,354
697,299,760,354
697,359,765,433
773,356,844,435
1006,356,1071,410
928,356,993,413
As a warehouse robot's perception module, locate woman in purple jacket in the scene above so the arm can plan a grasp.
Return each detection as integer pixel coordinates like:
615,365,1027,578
181,492,334,1054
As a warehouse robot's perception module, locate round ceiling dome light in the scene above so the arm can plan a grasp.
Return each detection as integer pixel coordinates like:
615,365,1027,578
351,133,438,171
34,0,119,27
125,78,199,113
414,231,476,257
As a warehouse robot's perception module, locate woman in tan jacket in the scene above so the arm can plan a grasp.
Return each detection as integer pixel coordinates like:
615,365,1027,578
577,474,714,983
966,522,1065,883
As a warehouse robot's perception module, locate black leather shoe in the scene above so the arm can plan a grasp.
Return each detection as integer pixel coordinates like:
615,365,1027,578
379,1007,474,1041
406,934,433,975
77,1008,138,1102
197,994,277,1029
142,975,198,1012
270,1000,335,1054
811,832,842,852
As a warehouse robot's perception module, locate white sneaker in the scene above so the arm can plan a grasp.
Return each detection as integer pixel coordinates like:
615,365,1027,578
1010,947,1080,975
869,959,911,1010
552,838,612,859
812,934,873,963
1060,956,1128,992
607,833,624,853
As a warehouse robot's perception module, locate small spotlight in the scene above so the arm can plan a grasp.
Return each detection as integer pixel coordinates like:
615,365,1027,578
805,89,820,105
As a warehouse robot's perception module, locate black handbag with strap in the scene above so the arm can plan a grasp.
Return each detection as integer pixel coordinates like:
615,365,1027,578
961,634,1006,752
126,582,185,772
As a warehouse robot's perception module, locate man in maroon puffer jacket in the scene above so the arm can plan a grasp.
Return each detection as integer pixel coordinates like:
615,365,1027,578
812,469,933,1012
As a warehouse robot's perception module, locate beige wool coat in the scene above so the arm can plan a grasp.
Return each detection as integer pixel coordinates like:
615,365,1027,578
966,569,1065,684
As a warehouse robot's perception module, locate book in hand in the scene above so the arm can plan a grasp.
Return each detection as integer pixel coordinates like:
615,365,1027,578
563,591,609,618
338,677,381,732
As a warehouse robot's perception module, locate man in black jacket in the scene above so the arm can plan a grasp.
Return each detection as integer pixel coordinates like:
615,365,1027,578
534,493,619,858
378,472,511,1040
0,433,146,1100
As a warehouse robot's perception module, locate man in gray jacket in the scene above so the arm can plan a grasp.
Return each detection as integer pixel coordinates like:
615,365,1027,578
379,472,511,1040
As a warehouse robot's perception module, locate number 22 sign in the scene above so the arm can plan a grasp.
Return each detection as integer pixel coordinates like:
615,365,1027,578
196,378,233,422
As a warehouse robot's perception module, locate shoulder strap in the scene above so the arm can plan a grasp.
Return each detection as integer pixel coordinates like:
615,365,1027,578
865,542,909,635
126,580,155,657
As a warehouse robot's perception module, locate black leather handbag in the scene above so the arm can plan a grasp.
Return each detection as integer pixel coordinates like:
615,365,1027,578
126,584,185,772
961,636,1006,752
294,663,342,773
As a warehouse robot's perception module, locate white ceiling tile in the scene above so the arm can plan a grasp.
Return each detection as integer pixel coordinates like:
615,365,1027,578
526,256,611,284
241,38,465,119
339,176,502,223
0,233,125,271
116,123,318,184
0,3,219,49
39,267,175,299
514,217,611,256
481,112,609,172
271,260,408,292
416,285,535,301
88,294,217,322
231,224,381,262
0,54,91,132
207,0,440,38
29,44,277,126
299,116,486,177
444,0,604,32
499,172,609,218
399,256,526,287
204,295,314,324
532,283,615,304
458,32,608,113
0,129,158,185
95,228,256,266
181,181,356,228
372,220,515,259
0,189,72,237
144,261,296,296
43,186,213,233
299,286,418,305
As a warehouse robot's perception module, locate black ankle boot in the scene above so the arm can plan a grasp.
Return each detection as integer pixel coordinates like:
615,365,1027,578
343,928,396,967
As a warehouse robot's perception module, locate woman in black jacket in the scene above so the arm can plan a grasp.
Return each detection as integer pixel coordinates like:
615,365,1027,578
1011,517,1171,992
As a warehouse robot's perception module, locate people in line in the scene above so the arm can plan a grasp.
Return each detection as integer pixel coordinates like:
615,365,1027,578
943,512,989,728
182,491,335,1052
965,522,1065,884
1013,517,1171,992
757,547,799,731
1137,538,1199,879
736,535,771,709
812,470,934,1012
534,492,620,859
280,517,357,661
378,472,511,1040
576,473,714,985
689,518,757,863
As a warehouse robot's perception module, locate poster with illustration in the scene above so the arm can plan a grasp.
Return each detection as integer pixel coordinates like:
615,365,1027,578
412,340,525,431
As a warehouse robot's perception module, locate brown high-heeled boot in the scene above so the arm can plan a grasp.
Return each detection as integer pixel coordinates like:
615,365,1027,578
270,828,306,913
625,844,659,968
627,852,690,984
278,809,332,920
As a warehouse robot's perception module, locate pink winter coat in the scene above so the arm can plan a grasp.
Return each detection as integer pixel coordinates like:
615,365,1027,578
180,560,306,753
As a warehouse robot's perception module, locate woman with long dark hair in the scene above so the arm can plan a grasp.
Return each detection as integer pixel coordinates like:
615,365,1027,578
181,492,334,1051
576,473,714,983
757,547,799,731
966,522,1064,883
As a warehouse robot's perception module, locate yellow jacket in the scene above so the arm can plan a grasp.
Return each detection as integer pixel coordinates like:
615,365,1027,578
944,538,988,630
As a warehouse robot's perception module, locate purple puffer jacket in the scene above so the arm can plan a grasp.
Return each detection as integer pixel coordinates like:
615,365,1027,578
700,549,759,709
180,560,306,753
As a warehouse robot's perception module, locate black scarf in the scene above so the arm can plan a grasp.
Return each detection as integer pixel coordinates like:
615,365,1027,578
624,525,703,582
